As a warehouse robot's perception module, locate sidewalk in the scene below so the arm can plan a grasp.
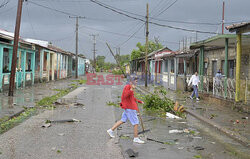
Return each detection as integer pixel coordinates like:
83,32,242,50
0,77,85,121
137,85,250,147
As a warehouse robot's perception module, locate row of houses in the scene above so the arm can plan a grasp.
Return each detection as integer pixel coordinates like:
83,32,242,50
130,22,250,103
0,29,87,92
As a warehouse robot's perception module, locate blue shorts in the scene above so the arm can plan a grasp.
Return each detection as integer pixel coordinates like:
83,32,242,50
121,109,139,125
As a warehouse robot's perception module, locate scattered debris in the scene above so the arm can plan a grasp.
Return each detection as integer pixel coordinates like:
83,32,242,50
169,130,183,134
106,101,120,107
177,147,184,150
209,114,217,119
183,129,190,133
42,123,51,128
138,129,150,135
57,150,61,153
193,155,202,158
120,134,130,139
210,142,216,144
72,102,84,107
242,117,248,120
164,141,175,145
54,101,64,105
158,147,166,150
51,147,56,151
144,118,157,122
194,146,205,151
126,149,138,157
58,133,65,136
47,119,81,123
147,138,164,144
166,112,181,119
178,122,187,124
192,136,202,139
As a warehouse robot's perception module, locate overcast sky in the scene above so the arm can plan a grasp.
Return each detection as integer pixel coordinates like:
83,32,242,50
0,0,249,62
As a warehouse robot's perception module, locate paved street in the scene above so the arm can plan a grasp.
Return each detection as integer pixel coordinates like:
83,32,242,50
0,84,123,159
0,79,249,159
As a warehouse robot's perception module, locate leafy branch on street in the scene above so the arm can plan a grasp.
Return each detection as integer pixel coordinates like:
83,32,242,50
136,87,185,118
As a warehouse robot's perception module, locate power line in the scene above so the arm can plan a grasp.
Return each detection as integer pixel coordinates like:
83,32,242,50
0,4,16,15
117,0,173,48
79,25,145,39
28,0,80,16
153,0,178,17
25,3,37,37
0,0,9,9
90,0,218,34
118,23,145,47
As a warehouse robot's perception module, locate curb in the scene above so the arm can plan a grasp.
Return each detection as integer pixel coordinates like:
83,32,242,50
135,86,250,148
0,108,25,124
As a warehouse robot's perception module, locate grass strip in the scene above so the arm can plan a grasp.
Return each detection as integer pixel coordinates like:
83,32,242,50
0,108,37,134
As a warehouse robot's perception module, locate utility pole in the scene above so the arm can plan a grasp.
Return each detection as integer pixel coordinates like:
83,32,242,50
222,1,225,34
90,34,98,70
9,0,24,96
106,43,126,77
69,16,84,78
144,3,149,87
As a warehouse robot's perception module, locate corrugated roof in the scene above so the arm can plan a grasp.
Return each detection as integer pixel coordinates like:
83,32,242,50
226,22,250,32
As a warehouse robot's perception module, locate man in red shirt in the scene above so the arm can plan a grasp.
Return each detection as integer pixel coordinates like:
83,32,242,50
107,78,145,144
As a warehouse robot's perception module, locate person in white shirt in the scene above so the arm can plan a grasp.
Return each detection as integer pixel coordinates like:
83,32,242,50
188,72,200,100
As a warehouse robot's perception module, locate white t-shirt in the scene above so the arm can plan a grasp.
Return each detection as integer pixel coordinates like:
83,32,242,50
188,75,200,86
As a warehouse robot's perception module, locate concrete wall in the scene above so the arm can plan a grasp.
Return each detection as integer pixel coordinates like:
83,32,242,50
203,47,236,80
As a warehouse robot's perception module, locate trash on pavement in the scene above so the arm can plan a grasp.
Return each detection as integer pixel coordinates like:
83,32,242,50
120,134,130,139
194,146,205,151
42,123,51,128
178,122,187,124
147,138,164,144
178,147,184,150
49,118,81,123
166,112,181,119
183,129,190,133
58,133,65,136
169,129,183,134
126,148,138,157
192,136,202,139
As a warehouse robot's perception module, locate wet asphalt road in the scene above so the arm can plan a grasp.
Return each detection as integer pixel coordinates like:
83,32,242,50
0,85,123,159
0,82,246,159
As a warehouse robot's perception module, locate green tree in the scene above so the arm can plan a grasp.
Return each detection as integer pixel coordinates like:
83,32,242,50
115,54,130,66
96,55,106,68
131,40,163,60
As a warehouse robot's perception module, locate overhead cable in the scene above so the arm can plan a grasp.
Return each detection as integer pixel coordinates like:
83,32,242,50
90,0,217,34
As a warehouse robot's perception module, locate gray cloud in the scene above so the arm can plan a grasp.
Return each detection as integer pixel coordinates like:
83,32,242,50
0,0,250,62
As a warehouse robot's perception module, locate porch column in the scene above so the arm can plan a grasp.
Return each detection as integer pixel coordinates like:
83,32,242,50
39,50,44,82
199,46,204,91
8,49,13,71
47,52,50,81
59,54,62,79
184,58,187,91
51,53,55,81
235,33,242,102
56,53,59,79
31,51,35,85
224,38,229,98
21,51,27,88
0,46,3,92
66,56,68,77
174,57,177,90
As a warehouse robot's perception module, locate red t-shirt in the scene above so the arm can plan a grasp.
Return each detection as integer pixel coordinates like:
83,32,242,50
120,84,142,111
